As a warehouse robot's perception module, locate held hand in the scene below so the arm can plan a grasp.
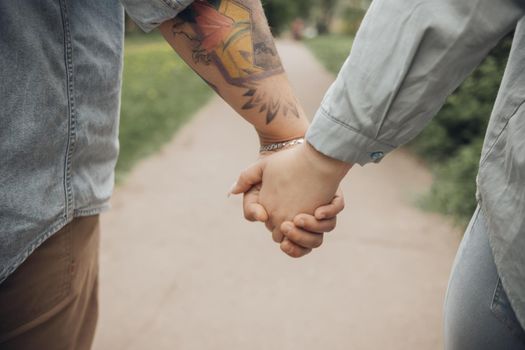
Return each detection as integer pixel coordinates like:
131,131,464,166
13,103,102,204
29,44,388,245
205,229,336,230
279,191,345,257
231,143,351,257
243,185,345,257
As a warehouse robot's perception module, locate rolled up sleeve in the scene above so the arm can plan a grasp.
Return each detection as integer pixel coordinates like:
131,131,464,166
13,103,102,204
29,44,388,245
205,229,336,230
307,0,524,166
120,0,194,32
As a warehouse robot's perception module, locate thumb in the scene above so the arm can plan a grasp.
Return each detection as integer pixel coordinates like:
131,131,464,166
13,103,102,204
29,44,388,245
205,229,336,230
229,161,265,195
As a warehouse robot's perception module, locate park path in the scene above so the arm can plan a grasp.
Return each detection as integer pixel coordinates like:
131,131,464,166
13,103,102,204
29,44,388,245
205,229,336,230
92,40,461,350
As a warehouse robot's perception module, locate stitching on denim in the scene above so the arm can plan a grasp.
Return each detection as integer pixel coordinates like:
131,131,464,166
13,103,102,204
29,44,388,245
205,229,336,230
59,0,77,221
318,107,396,149
74,206,109,217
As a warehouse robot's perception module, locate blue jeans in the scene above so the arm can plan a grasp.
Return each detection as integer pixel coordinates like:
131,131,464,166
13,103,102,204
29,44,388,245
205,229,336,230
444,206,525,349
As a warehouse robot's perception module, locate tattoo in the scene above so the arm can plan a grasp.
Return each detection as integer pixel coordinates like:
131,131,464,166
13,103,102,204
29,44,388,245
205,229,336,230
241,78,300,124
174,0,283,85
172,19,212,64
174,0,299,124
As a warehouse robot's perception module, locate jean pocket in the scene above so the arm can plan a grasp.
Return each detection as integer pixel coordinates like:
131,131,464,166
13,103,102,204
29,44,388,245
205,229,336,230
491,278,525,343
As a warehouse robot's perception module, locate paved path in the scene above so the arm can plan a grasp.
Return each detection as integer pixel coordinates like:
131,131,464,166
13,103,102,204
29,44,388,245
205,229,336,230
93,41,461,350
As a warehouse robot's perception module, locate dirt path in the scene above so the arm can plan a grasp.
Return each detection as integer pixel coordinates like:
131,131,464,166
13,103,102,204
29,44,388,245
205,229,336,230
93,40,461,350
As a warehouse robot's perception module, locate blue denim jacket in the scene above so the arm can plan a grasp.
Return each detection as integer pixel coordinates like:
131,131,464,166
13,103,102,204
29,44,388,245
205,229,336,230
0,0,192,283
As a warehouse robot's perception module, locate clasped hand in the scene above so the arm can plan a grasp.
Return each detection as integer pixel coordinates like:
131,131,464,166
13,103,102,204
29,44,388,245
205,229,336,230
230,143,351,258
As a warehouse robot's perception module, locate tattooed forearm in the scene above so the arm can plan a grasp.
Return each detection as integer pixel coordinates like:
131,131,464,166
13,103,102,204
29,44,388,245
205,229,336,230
172,0,298,124
241,78,300,123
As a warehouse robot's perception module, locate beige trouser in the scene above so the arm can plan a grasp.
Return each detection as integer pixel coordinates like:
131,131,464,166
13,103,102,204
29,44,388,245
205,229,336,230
0,216,100,350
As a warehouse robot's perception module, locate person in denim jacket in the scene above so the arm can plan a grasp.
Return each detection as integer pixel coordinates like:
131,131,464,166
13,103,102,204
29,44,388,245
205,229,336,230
0,0,343,347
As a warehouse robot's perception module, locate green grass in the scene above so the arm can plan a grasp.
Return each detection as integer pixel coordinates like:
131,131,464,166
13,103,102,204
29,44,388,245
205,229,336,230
305,35,354,74
116,34,212,182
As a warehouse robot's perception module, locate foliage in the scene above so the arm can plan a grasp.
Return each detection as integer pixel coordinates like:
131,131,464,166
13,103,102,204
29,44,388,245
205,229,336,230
315,0,339,34
417,139,483,224
341,7,366,35
117,34,212,182
263,0,315,35
409,37,512,223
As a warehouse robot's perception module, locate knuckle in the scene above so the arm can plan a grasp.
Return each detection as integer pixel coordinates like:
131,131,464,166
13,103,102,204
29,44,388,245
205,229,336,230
242,205,256,221
325,218,337,231
311,238,323,248
287,248,303,258
272,231,284,243
285,227,299,240
244,211,256,222
303,216,316,228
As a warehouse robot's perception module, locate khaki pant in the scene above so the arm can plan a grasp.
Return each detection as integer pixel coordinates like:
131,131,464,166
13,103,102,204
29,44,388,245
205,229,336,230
0,216,100,350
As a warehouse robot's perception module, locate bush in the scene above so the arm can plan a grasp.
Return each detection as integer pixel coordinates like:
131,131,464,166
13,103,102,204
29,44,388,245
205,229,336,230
341,7,366,35
410,36,512,223
263,0,315,35
418,139,484,224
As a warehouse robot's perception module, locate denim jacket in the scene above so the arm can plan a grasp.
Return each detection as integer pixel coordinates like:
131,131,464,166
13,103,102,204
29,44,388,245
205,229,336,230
307,0,525,329
0,0,193,282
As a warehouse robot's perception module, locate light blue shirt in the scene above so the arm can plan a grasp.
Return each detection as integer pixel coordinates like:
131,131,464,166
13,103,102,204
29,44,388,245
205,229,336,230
0,0,192,282
307,0,525,328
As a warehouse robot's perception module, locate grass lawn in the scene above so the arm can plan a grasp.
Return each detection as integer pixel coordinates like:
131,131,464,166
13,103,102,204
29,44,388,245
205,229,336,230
305,35,353,75
116,34,212,182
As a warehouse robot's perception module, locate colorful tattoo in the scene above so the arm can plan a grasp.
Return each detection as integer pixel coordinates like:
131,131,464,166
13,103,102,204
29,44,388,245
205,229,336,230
175,0,283,85
173,0,299,124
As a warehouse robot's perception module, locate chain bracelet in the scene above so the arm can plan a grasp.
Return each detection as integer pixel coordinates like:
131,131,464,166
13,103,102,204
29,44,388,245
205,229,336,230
259,138,305,153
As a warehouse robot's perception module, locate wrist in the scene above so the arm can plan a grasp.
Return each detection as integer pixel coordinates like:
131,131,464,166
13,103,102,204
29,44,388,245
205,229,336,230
256,119,309,146
301,141,352,181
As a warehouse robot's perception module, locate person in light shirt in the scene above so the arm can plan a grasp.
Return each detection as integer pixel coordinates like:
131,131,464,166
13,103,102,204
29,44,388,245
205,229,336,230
232,0,525,348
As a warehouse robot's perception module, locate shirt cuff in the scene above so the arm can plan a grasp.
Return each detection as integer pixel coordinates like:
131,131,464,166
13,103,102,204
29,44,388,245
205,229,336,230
306,107,396,166
122,0,194,32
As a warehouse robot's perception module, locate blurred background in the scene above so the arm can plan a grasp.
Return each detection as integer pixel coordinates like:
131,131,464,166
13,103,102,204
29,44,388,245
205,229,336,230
94,1,512,349
119,0,511,225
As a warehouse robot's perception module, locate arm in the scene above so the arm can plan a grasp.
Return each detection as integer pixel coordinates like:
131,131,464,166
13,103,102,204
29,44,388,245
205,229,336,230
120,0,344,256
158,0,346,256
307,0,524,165
232,0,525,257
158,0,309,145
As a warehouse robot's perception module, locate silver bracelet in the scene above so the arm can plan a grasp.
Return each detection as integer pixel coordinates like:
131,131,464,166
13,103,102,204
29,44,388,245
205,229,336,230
259,138,305,153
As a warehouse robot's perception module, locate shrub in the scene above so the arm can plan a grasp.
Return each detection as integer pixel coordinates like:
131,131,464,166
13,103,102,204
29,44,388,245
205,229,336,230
410,36,512,223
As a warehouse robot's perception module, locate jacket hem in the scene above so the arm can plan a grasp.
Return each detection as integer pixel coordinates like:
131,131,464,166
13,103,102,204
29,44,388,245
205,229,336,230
0,204,110,284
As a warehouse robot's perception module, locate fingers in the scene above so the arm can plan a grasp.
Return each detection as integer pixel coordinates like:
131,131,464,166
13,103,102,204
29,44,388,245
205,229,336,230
280,238,312,258
281,221,324,249
314,191,345,220
229,161,265,195
293,214,337,233
242,186,268,222
272,227,284,243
